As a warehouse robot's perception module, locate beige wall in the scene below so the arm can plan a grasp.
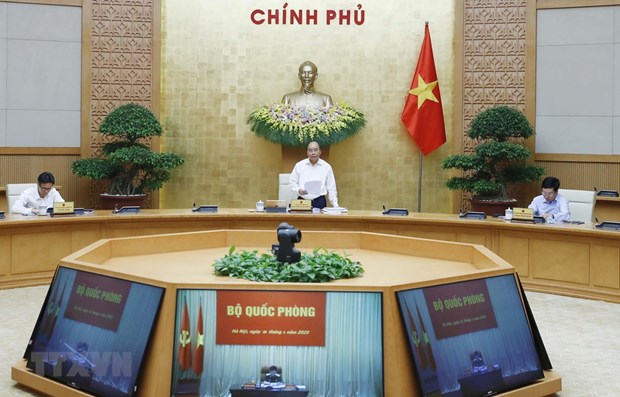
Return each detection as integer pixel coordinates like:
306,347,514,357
5,1,620,214
159,0,456,212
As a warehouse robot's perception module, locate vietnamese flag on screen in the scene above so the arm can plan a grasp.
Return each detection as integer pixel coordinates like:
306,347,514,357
407,304,428,369
401,23,446,155
178,300,191,371
416,304,436,371
193,303,204,375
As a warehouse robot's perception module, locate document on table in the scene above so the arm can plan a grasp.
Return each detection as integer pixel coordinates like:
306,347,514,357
304,180,322,196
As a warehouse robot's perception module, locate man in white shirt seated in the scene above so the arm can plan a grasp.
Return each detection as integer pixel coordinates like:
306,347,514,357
289,141,339,209
528,176,570,224
11,172,65,215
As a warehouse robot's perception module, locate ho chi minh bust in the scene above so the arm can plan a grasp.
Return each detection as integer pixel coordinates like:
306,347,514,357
282,61,333,109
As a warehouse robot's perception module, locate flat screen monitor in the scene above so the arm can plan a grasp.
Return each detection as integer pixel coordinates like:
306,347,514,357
24,266,165,397
170,290,384,396
396,274,544,397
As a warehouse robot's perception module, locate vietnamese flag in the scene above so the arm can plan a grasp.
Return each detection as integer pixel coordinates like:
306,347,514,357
193,303,204,375
178,300,191,371
401,22,446,155
416,304,437,371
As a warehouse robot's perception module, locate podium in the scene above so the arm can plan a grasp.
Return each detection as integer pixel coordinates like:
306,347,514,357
12,229,561,397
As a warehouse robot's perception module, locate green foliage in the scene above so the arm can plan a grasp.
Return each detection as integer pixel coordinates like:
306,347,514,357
442,106,544,198
247,102,366,148
468,105,535,141
71,103,184,195
213,246,364,283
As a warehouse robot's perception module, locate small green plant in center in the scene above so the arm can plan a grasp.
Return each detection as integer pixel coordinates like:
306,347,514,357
213,246,364,283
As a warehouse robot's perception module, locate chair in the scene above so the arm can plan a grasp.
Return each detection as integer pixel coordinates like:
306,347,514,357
558,189,596,222
278,173,298,206
6,183,37,211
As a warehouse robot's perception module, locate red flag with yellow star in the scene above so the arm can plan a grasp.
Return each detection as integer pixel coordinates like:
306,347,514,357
401,23,446,155
193,303,204,375
178,300,191,371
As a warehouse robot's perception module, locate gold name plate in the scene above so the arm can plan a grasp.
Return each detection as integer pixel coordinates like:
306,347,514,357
290,199,312,211
52,201,75,216
512,207,534,221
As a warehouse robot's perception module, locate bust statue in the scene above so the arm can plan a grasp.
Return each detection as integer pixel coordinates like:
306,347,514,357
282,61,333,109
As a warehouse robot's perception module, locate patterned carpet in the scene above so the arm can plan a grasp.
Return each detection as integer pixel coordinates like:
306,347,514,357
1,286,619,397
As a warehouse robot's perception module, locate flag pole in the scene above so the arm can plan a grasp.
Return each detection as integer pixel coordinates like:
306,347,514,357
401,22,446,214
418,150,423,212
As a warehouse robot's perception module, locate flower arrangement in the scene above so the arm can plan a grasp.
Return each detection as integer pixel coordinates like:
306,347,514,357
213,246,364,283
247,102,366,148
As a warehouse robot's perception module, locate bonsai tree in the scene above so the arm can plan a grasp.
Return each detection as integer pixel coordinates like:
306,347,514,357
71,103,184,195
442,105,544,199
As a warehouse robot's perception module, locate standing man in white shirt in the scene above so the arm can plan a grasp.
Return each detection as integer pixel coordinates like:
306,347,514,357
528,176,570,223
11,172,65,215
289,141,339,209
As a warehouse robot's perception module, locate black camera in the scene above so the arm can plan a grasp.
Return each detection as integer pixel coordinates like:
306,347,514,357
271,222,302,263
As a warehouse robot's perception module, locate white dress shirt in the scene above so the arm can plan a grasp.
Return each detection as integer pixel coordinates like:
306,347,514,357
11,186,64,215
289,158,338,207
528,193,570,223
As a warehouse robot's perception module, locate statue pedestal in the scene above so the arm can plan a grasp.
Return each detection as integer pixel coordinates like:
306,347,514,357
281,145,329,173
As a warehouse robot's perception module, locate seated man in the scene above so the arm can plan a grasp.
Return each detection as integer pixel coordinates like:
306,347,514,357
11,172,64,215
528,176,570,223
470,350,488,373
264,365,282,383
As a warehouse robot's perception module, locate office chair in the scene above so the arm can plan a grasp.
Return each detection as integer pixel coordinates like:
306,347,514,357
558,189,596,222
278,173,298,206
6,183,37,211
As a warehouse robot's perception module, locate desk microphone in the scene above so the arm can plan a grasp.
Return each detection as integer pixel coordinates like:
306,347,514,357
595,217,600,224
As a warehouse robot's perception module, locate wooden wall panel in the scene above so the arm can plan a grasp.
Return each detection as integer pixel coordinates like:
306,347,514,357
498,233,530,276
535,161,620,192
458,0,529,211
0,235,10,276
591,244,620,289
0,155,84,209
11,230,72,274
531,239,589,284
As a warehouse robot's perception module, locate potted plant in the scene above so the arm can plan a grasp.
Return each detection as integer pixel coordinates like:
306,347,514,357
71,103,185,209
442,105,545,215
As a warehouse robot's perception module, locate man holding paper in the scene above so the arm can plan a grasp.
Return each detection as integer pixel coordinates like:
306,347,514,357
289,141,339,209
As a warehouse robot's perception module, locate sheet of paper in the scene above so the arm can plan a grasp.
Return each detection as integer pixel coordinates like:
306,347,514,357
304,180,322,196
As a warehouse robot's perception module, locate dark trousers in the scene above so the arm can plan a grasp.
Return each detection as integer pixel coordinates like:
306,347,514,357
298,195,327,209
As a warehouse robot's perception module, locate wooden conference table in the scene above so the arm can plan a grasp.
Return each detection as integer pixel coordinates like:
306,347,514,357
0,208,619,303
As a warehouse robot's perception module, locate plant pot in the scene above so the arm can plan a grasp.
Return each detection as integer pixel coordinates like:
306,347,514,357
470,197,518,217
99,194,146,210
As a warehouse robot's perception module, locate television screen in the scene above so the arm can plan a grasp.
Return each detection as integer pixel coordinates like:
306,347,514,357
396,274,544,397
170,290,384,397
24,266,165,397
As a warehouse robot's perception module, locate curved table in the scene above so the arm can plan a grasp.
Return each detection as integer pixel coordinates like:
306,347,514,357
0,208,618,303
